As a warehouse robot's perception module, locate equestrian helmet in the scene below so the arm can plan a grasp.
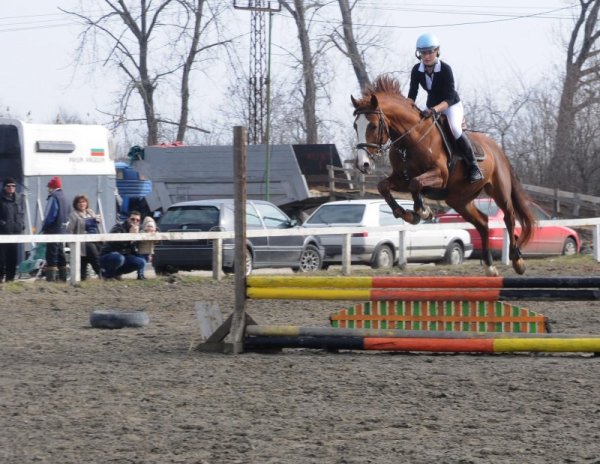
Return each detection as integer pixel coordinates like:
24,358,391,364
416,33,440,52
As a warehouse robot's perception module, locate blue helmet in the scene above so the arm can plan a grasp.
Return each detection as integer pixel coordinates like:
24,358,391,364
416,33,440,52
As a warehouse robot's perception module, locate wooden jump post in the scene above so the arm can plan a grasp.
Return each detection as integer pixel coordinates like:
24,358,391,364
197,126,250,354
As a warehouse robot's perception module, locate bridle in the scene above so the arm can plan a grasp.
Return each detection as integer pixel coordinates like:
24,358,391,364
354,106,439,160
354,110,392,158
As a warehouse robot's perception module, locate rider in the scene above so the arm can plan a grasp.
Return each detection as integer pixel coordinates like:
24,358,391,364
407,33,483,183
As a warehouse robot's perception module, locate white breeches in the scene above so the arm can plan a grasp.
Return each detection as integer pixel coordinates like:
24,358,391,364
442,101,464,139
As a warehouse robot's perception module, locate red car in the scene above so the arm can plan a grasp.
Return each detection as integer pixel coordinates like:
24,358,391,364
436,198,580,258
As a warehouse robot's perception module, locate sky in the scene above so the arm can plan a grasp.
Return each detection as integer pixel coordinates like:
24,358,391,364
0,1,580,141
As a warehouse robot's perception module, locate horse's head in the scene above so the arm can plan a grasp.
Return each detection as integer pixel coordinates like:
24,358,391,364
351,94,390,174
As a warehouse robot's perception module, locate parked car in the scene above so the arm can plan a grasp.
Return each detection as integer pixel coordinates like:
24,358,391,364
435,197,581,258
302,199,473,268
153,199,324,275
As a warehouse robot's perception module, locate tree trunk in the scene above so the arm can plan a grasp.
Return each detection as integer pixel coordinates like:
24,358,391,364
337,0,370,91
284,0,318,143
551,0,600,189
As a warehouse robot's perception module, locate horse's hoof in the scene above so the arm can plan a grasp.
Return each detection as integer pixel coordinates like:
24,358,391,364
484,265,499,277
512,259,526,275
417,206,433,221
406,211,421,225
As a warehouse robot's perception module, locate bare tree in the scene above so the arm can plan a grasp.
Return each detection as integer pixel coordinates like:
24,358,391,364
504,87,560,186
280,0,321,143
465,87,532,154
552,0,600,189
570,104,600,194
331,0,370,91
65,0,230,145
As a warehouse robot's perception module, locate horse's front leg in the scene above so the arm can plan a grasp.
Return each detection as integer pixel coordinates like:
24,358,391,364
377,177,420,224
408,168,444,220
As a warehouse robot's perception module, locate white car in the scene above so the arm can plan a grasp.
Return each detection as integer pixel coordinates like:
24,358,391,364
303,199,473,268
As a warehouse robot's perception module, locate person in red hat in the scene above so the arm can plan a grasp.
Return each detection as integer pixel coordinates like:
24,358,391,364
42,176,70,282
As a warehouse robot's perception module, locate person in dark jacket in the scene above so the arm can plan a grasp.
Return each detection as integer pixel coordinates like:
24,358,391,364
0,177,25,282
41,176,70,282
99,211,146,280
408,32,483,184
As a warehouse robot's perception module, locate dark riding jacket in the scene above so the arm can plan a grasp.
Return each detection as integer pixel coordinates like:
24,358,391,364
408,60,460,109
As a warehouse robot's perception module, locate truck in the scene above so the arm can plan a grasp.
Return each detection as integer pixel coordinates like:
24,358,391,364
127,143,346,219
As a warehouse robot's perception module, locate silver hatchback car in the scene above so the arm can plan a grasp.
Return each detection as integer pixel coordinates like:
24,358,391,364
303,199,473,268
153,199,324,275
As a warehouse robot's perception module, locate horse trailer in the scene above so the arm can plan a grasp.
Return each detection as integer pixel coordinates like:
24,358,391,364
0,118,117,238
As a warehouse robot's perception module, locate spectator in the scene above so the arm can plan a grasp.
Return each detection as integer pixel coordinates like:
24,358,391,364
137,216,158,280
0,177,25,282
99,210,146,280
67,194,102,280
41,176,70,282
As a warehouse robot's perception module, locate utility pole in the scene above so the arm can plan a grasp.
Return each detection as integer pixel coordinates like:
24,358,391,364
233,1,280,145
233,0,280,200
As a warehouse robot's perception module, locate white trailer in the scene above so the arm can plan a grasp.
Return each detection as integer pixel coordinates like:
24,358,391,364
0,118,117,237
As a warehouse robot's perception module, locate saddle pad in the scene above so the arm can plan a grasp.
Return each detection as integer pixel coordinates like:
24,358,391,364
468,136,486,160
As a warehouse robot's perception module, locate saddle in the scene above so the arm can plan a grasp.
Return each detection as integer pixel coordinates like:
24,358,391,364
434,115,486,162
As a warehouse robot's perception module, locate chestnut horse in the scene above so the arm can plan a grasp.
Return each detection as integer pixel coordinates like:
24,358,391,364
351,75,536,276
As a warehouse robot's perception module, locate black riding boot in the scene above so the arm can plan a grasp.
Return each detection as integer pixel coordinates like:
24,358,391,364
456,134,483,183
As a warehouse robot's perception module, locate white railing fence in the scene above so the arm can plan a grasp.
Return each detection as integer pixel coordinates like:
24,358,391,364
1,217,599,284
327,164,600,217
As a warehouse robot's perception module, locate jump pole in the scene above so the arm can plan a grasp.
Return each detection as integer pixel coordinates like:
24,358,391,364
247,275,600,289
246,325,600,339
244,333,600,353
246,325,600,353
247,287,600,301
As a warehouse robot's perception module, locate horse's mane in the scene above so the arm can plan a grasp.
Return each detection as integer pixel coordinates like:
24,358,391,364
356,74,409,109
362,74,404,99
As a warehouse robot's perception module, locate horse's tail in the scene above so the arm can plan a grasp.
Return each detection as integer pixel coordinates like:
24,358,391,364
509,164,536,247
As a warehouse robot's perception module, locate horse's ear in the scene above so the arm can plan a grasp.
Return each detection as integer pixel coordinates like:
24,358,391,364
351,95,359,108
369,94,379,109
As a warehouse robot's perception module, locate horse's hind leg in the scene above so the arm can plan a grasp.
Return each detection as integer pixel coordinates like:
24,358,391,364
446,200,499,277
494,198,526,275
378,177,420,224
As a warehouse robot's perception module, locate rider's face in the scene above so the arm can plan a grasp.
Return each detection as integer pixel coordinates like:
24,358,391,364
420,48,438,66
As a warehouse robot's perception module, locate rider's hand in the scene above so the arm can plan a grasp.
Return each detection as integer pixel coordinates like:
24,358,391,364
421,108,437,118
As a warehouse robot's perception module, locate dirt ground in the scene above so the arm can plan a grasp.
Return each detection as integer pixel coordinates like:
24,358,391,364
1,256,599,464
